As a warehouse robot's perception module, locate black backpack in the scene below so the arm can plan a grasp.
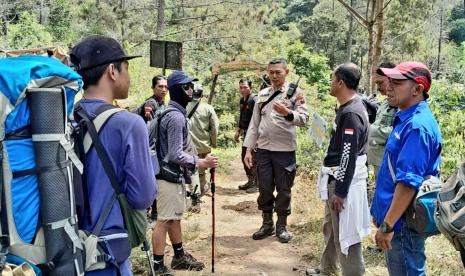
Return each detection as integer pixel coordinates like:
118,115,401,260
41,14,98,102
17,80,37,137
147,106,185,183
360,94,379,124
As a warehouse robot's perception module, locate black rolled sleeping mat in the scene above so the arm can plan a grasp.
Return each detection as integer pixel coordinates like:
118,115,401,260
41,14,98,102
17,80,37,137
28,88,83,275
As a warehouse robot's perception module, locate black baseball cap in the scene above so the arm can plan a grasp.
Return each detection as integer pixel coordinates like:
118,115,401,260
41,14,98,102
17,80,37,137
70,35,141,71
167,71,198,90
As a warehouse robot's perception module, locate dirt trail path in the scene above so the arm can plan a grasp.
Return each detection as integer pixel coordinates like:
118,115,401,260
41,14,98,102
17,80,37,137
176,159,308,276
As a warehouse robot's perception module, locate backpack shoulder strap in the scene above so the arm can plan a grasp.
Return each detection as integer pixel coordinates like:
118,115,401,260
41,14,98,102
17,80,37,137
0,142,10,265
82,106,126,154
187,102,200,119
259,90,281,113
75,108,124,236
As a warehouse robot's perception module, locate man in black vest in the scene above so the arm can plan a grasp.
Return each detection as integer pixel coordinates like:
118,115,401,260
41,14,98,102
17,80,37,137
235,78,258,193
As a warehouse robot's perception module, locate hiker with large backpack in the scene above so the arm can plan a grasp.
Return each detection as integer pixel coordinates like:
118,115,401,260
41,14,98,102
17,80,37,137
70,35,157,275
371,62,441,275
150,71,218,276
0,55,85,275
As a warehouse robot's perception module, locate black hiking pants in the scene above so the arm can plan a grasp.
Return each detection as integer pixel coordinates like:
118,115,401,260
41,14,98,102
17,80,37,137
255,149,296,216
241,146,257,184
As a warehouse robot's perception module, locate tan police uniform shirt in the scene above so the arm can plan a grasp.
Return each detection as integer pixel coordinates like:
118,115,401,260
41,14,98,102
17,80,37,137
243,82,309,152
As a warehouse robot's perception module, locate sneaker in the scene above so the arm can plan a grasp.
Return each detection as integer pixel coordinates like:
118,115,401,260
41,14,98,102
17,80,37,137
305,267,321,275
154,265,173,276
245,186,259,193
171,253,205,271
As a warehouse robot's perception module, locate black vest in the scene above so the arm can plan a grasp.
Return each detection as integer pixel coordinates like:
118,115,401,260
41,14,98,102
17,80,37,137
238,93,256,130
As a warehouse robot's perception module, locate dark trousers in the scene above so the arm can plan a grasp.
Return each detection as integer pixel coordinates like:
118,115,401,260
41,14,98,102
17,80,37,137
241,146,257,184
255,149,296,216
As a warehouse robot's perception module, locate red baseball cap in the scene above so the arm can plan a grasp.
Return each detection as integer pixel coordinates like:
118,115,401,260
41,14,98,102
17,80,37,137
377,62,432,92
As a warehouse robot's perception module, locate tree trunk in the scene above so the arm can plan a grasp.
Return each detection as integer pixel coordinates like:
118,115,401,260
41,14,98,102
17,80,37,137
372,0,384,93
121,0,125,45
156,0,165,37
365,0,376,94
346,0,355,62
437,1,444,73
39,0,44,24
0,0,6,35
336,0,389,94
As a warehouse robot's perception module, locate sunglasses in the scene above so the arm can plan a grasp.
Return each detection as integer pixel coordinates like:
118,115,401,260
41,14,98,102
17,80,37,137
181,83,194,91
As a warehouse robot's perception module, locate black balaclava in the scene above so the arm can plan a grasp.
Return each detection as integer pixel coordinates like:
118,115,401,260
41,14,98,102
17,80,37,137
169,84,192,108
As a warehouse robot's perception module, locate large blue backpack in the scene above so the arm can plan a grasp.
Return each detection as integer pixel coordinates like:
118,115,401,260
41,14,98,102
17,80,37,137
0,55,84,275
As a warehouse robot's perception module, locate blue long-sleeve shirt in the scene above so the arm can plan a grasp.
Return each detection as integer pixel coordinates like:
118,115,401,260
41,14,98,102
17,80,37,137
371,101,441,231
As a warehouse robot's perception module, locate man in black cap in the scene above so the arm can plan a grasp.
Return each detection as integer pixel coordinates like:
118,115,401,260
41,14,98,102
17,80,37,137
70,35,156,275
151,71,218,275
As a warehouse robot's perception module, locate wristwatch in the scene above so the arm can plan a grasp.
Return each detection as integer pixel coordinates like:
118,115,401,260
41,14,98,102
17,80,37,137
379,221,394,233
284,111,294,121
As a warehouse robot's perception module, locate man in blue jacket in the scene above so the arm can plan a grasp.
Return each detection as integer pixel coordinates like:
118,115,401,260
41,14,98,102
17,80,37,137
70,35,157,275
371,62,441,275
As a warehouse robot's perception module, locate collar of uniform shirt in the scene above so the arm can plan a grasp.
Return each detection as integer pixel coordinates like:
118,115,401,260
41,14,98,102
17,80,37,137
270,82,289,94
395,100,426,124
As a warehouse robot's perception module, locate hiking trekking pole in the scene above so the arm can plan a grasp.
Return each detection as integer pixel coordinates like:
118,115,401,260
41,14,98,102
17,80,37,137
210,168,216,273
141,240,155,276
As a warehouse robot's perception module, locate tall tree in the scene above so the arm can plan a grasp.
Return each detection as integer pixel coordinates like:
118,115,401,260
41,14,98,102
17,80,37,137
336,0,388,93
156,0,165,37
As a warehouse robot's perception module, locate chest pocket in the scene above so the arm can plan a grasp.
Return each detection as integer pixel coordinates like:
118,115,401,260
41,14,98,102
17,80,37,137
380,113,395,126
385,130,402,164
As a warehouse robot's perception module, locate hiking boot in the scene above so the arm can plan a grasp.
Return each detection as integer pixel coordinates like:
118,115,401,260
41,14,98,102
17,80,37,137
154,265,173,276
238,181,253,190
245,185,259,193
276,215,291,243
252,212,274,240
171,252,205,271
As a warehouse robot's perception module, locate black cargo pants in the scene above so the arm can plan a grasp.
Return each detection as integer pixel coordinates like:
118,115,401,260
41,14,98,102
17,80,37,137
255,149,297,216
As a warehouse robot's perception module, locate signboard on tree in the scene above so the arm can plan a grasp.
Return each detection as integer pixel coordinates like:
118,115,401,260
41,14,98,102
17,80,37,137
150,40,183,70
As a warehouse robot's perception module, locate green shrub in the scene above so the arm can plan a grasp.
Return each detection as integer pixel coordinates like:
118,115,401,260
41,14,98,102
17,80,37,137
429,81,465,176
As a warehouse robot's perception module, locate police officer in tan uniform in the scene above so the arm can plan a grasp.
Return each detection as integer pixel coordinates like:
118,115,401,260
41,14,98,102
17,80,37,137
243,58,309,243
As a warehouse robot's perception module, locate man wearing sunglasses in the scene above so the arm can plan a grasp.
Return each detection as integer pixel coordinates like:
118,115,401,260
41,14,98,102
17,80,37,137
151,71,218,275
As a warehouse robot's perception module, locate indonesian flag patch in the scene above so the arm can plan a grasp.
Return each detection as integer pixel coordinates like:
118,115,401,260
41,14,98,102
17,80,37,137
344,128,354,135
